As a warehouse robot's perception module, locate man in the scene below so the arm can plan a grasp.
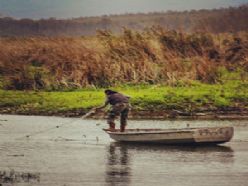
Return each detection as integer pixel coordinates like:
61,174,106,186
95,89,130,132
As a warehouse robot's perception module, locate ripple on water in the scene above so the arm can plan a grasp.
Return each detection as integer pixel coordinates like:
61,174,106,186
0,115,248,186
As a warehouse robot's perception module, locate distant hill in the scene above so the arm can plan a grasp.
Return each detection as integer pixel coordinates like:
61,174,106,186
0,4,248,36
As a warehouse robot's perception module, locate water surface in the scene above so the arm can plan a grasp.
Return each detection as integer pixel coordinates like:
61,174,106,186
0,115,247,186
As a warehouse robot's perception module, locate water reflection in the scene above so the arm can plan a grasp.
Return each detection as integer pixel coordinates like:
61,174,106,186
105,143,131,186
105,143,234,185
110,142,234,164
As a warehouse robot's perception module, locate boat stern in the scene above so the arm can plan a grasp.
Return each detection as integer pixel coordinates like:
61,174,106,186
193,127,234,144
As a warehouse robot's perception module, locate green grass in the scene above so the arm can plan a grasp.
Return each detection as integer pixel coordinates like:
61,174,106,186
0,80,247,113
0,89,105,112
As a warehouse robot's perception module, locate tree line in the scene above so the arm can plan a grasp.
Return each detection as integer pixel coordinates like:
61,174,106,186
0,4,247,36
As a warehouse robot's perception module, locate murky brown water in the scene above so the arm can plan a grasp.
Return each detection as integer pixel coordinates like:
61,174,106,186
0,115,248,186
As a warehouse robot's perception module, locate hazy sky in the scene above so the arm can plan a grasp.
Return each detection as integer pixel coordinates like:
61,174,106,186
0,0,247,19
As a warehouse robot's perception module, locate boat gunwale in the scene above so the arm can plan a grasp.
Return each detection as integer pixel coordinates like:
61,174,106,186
103,126,233,135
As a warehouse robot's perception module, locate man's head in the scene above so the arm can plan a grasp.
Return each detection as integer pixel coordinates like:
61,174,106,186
105,89,117,95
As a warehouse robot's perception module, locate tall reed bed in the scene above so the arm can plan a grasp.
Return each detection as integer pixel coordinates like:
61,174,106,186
0,28,247,90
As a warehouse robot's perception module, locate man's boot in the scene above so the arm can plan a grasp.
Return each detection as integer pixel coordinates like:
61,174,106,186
109,122,116,132
120,124,126,132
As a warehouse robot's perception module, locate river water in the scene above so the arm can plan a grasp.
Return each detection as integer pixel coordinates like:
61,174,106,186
0,115,247,186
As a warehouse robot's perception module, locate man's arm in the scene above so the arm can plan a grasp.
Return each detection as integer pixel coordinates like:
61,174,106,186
95,98,109,110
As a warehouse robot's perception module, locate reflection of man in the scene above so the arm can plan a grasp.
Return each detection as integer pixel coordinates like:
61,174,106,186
96,90,130,132
105,144,131,185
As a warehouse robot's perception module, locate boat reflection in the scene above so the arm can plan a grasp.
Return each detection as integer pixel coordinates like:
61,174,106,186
109,142,234,153
105,142,234,185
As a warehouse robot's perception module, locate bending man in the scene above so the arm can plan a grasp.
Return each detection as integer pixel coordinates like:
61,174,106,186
96,89,130,132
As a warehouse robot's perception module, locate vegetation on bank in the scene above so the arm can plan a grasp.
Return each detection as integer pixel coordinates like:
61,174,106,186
0,79,247,115
0,28,247,90
0,25,247,116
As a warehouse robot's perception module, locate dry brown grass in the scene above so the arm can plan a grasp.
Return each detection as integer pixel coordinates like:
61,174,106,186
0,28,247,90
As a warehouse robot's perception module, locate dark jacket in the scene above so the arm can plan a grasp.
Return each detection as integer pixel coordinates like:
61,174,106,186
106,93,130,105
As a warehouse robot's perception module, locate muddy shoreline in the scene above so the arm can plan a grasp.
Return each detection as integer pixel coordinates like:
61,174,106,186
0,107,247,120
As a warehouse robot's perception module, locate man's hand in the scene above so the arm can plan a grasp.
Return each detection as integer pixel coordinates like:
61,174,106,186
95,107,102,111
95,103,107,111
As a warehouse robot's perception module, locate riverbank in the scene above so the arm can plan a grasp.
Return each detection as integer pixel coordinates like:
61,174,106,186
1,108,248,120
1,81,247,119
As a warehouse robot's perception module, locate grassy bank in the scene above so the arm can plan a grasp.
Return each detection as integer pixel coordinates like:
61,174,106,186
0,80,247,118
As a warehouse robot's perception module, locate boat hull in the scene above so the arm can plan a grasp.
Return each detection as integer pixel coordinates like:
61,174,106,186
104,127,234,144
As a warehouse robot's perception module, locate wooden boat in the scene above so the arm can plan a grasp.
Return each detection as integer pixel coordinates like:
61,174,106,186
103,126,234,144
